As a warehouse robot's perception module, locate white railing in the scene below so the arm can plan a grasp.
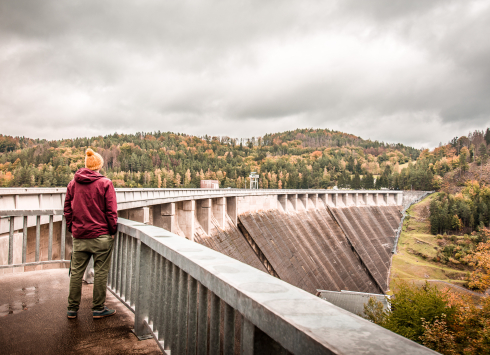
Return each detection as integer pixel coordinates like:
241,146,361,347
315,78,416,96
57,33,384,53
110,218,436,355
0,209,69,269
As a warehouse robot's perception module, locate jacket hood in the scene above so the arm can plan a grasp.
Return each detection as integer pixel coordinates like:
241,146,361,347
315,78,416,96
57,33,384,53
74,168,105,184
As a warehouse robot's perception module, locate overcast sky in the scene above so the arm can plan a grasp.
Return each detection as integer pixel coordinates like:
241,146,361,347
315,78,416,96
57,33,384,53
1,1,489,148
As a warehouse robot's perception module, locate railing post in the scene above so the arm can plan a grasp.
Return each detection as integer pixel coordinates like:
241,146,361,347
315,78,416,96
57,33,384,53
22,216,28,264
209,291,220,355
133,240,153,340
163,259,173,351
60,216,66,260
197,283,208,355
188,277,198,355
177,269,189,354
130,237,137,307
169,263,180,351
125,235,133,303
241,316,288,355
241,316,255,355
224,302,235,355
8,216,14,265
35,216,41,262
48,215,53,261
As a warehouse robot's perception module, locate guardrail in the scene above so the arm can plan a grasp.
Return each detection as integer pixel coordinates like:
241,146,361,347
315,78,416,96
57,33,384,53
111,218,436,354
0,209,69,269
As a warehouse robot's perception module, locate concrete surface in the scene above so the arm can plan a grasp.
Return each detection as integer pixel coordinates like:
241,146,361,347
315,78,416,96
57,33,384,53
0,269,161,355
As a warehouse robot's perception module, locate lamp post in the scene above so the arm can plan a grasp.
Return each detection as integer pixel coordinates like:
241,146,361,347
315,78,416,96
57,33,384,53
249,172,259,189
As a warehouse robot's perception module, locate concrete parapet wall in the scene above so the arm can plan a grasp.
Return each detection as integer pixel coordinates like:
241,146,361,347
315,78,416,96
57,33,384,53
0,188,403,236
236,194,278,215
0,220,72,275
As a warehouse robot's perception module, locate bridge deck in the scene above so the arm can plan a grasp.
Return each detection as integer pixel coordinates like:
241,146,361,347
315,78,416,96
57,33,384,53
0,269,161,355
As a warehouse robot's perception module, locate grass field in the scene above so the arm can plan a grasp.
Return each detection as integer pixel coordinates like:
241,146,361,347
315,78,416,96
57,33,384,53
390,193,473,295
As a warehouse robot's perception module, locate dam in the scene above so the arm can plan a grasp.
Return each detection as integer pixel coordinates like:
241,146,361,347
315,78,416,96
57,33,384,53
1,188,411,294
195,195,401,294
0,188,434,354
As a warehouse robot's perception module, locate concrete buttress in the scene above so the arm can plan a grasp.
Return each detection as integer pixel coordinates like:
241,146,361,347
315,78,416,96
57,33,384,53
158,203,177,234
278,195,288,212
212,198,226,229
226,197,238,225
298,194,308,210
179,200,195,240
288,194,298,211
128,207,149,224
196,199,212,235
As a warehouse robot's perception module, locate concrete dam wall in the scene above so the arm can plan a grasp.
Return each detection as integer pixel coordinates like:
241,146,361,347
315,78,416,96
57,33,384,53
191,195,402,295
1,189,403,291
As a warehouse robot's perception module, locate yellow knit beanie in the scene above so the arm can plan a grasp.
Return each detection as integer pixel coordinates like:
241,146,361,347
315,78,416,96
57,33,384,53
85,148,104,171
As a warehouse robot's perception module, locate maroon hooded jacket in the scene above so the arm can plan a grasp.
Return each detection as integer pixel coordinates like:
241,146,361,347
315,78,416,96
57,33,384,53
64,168,118,239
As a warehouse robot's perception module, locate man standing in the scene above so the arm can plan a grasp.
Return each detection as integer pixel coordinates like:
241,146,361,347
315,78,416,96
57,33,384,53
64,148,118,319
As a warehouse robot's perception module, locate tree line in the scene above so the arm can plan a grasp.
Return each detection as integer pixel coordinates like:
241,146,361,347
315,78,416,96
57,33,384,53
0,128,488,190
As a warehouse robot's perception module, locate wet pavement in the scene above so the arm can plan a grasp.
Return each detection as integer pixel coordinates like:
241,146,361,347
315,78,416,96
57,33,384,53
0,269,162,355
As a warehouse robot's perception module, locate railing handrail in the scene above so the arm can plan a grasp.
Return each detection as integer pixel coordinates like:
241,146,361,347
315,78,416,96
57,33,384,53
0,209,64,216
116,218,436,354
0,187,404,195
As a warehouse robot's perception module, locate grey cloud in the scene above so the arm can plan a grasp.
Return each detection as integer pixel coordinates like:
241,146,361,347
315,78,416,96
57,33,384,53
338,0,456,22
0,0,489,148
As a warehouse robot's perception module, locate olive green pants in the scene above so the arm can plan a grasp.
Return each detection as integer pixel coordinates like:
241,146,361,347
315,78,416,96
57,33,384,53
68,235,114,312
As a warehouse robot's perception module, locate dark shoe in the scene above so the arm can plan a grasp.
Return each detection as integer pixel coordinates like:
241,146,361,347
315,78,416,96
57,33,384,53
93,306,116,319
67,310,77,319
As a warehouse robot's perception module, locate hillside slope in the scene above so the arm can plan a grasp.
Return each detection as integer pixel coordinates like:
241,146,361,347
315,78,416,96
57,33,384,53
390,194,484,300
0,128,419,189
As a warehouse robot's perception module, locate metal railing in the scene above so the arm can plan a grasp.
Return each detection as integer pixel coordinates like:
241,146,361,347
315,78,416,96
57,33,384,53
110,218,436,355
0,209,69,269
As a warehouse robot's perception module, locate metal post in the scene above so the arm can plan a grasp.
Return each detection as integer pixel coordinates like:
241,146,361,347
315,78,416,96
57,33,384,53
22,216,28,264
149,250,156,327
112,232,119,291
60,216,66,260
133,241,153,339
163,259,173,350
157,257,167,343
117,232,123,295
125,235,133,304
154,255,163,338
130,237,137,308
35,215,41,262
177,269,189,354
224,303,235,355
209,292,220,355
169,263,180,351
8,217,14,265
108,232,116,289
48,215,53,261
197,284,209,355
188,277,198,355
240,316,255,355
121,234,128,300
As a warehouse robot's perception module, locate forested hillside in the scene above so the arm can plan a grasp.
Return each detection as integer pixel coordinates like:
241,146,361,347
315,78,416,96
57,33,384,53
0,127,488,190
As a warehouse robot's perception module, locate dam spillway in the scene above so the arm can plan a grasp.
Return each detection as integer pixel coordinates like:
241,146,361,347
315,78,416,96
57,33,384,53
191,195,402,295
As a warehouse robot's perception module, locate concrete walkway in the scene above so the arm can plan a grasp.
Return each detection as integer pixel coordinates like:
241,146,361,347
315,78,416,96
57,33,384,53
0,269,162,355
